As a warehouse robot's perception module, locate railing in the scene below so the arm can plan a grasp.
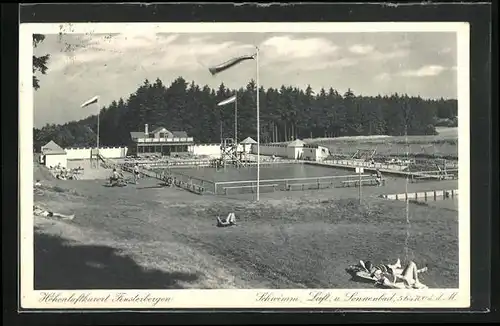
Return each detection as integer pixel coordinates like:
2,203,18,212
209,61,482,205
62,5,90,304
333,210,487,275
381,189,459,201
409,169,459,182
121,164,216,194
314,159,409,171
136,137,194,143
213,174,372,195
133,157,306,169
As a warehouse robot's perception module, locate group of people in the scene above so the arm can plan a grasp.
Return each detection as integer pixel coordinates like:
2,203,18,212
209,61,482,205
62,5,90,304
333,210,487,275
108,163,141,186
49,163,83,180
357,258,428,289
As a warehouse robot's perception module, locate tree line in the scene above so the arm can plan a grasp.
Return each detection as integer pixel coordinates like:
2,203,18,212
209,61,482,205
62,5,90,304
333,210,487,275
34,77,458,151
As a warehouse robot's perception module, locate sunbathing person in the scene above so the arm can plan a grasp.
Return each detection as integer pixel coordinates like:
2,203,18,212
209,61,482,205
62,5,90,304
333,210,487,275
359,258,402,274
362,259,428,289
33,205,74,220
217,212,236,227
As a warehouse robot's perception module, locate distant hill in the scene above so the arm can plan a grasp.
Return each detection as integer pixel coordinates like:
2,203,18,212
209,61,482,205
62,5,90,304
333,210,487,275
33,77,458,151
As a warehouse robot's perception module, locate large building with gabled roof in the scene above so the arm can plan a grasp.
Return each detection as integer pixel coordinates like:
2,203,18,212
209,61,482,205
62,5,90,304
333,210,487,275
129,124,194,156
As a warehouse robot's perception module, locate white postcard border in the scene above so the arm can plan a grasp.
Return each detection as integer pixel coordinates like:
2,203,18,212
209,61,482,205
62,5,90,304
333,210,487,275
19,22,471,310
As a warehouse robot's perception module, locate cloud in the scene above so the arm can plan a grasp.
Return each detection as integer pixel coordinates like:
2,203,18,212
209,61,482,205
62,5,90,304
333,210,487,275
33,32,459,127
367,49,409,61
349,44,374,55
46,32,258,76
400,65,447,77
278,56,358,73
439,47,453,54
260,35,338,61
374,72,392,81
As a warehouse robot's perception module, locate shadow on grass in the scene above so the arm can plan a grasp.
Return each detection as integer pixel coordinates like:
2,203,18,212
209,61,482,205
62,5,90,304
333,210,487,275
34,231,200,290
136,183,170,190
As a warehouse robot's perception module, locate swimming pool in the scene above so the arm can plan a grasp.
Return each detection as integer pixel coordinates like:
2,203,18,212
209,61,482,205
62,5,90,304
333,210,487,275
171,163,351,182
155,163,359,194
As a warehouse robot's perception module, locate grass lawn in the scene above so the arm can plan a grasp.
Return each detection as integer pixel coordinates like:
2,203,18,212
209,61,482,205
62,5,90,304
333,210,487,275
33,172,459,290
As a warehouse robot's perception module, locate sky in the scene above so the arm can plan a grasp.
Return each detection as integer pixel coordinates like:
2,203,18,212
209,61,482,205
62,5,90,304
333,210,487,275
32,31,457,128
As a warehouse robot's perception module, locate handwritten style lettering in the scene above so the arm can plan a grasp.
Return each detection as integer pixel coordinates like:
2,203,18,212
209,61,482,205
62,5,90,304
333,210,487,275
256,292,300,303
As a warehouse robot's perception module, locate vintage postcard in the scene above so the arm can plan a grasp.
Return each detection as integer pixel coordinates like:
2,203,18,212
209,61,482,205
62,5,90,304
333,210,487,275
20,21,470,310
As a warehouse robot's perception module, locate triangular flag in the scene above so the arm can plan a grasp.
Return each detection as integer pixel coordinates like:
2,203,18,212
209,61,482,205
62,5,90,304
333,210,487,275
81,96,99,108
208,54,255,76
217,95,237,106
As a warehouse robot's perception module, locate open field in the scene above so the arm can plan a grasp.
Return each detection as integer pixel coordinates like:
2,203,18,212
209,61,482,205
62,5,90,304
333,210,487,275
33,163,459,290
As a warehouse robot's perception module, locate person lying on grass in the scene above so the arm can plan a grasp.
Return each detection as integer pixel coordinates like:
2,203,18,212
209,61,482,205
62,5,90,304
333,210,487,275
360,259,428,289
217,212,236,227
33,205,74,220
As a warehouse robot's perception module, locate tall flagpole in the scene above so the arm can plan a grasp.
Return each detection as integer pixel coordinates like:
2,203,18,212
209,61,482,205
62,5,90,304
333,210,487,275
256,46,260,202
234,91,238,145
96,104,100,169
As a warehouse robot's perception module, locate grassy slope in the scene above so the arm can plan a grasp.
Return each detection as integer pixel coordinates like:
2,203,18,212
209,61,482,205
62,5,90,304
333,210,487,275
33,175,458,290
303,127,459,158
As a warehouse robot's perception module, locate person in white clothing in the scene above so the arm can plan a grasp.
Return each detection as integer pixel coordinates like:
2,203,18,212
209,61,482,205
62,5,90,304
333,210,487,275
34,205,74,220
360,259,428,289
217,212,236,227
133,163,140,184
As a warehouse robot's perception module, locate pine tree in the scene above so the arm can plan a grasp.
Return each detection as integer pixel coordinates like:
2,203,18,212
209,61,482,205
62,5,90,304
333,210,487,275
33,77,458,150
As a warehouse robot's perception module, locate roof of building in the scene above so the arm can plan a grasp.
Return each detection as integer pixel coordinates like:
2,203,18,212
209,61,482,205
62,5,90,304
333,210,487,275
130,129,190,140
41,140,67,155
172,131,188,138
130,132,145,139
240,137,257,144
287,139,305,147
150,127,168,134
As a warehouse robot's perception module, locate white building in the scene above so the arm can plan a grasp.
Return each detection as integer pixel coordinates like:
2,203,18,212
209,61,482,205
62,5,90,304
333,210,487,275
250,139,330,161
240,137,257,154
302,144,330,161
287,139,306,159
41,140,68,169
129,124,194,156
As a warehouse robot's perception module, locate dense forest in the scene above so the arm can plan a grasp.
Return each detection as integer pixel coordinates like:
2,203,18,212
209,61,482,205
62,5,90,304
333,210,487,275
33,77,458,151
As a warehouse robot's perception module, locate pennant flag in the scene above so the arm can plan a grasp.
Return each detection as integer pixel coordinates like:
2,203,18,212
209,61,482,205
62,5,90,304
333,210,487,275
208,54,255,76
81,96,99,108
217,95,237,106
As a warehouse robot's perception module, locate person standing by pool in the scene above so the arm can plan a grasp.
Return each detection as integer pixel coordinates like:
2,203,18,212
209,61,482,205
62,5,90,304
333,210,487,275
375,169,383,186
133,163,140,184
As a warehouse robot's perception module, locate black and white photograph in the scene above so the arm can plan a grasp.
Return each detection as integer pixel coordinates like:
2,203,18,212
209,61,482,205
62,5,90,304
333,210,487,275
19,21,470,309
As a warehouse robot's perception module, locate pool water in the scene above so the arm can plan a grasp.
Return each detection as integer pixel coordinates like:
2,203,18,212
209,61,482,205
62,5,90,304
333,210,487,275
171,163,352,182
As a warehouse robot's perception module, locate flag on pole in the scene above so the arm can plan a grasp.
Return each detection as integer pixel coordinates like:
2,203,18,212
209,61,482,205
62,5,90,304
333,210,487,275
217,95,237,106
81,96,99,108
208,54,256,76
